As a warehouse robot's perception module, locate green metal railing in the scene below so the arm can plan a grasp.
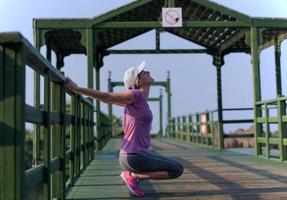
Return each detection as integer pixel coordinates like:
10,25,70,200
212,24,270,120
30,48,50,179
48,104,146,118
0,32,96,200
255,97,287,161
167,108,254,149
96,111,113,150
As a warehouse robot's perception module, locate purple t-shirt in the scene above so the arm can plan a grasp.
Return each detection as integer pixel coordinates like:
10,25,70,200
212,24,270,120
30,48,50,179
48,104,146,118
120,89,153,154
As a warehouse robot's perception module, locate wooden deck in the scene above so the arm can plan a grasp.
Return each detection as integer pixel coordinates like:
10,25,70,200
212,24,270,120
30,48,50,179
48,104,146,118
66,138,287,200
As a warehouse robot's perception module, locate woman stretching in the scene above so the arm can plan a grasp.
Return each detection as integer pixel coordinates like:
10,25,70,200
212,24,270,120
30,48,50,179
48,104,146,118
66,61,183,196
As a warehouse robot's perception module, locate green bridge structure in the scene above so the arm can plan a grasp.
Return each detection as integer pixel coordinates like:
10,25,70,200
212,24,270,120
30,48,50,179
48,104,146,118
1,0,287,199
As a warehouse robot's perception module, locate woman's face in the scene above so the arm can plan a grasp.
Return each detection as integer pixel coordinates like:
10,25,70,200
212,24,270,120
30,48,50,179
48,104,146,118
137,70,154,87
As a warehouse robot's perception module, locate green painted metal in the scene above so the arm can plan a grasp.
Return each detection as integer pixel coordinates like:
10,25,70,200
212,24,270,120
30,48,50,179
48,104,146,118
170,107,254,148
34,29,41,166
111,81,167,87
95,58,101,151
107,49,209,54
255,96,287,161
252,18,287,28
250,27,262,157
159,90,163,137
70,95,77,185
107,71,113,134
264,104,270,159
274,39,282,96
0,43,25,200
166,71,172,122
51,83,66,200
43,71,52,200
213,55,224,149
168,0,175,7
182,116,186,141
0,33,96,199
277,99,286,161
217,30,248,54
156,29,160,50
95,21,250,29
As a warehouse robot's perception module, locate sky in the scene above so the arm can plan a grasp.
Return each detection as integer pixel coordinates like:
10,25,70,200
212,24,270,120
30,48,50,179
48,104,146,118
1,0,287,134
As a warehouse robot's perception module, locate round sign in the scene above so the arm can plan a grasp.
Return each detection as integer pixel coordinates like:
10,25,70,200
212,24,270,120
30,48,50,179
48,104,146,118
164,10,180,25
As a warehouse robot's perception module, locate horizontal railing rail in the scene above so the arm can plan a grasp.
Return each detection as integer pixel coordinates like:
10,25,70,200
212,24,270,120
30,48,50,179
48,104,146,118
167,107,254,149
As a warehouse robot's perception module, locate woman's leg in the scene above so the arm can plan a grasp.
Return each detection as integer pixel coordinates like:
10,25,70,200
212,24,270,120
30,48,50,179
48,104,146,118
120,151,184,180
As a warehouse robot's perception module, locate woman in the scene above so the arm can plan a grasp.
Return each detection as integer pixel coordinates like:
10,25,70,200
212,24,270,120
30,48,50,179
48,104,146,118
66,61,183,196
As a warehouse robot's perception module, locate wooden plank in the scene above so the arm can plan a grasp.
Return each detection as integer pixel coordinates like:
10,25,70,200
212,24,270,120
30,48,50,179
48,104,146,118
66,138,287,199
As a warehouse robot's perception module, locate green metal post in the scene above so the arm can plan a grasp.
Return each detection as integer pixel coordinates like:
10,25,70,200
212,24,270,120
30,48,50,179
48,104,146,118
51,82,66,200
206,112,211,146
82,103,87,169
108,71,113,135
166,71,172,125
91,106,95,160
264,104,270,159
75,96,81,176
182,116,186,141
70,95,77,185
172,118,176,138
188,114,193,143
210,111,215,147
95,54,101,150
34,30,41,165
44,71,51,200
159,89,163,137
177,117,181,140
250,27,262,157
0,44,25,200
156,29,160,50
196,113,200,144
275,38,282,96
86,28,95,153
213,55,224,149
278,99,287,161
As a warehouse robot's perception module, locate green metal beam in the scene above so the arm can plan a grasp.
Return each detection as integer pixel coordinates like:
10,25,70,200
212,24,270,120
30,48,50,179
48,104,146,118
107,49,209,54
95,21,251,29
252,18,287,28
111,81,167,88
217,30,247,54
33,19,91,29
168,0,175,7
148,97,160,101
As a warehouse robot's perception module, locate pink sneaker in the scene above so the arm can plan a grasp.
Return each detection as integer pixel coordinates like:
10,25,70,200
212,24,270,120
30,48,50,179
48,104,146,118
120,171,144,196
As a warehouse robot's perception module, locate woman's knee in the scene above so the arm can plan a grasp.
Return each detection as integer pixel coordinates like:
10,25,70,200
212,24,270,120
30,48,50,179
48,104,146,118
168,163,184,179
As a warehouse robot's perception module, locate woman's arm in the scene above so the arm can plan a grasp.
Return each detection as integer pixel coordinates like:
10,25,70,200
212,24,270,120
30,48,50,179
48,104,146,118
66,77,132,105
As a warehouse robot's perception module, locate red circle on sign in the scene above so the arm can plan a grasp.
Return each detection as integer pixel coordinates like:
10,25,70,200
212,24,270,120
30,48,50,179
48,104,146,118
165,10,180,25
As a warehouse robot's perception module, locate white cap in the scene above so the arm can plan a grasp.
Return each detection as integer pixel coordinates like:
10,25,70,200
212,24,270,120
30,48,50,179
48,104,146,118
123,61,145,89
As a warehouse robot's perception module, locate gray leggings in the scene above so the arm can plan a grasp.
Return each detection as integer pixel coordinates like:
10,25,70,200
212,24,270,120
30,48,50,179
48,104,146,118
119,151,184,179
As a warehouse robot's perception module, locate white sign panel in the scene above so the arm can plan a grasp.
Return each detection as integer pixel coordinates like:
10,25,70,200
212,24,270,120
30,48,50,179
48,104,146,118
162,8,182,27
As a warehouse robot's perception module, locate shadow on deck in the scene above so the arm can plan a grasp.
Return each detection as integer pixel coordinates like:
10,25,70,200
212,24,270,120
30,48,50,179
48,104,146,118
66,138,287,200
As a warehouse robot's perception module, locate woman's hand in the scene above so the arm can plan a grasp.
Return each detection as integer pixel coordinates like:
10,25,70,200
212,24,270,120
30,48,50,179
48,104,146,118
66,76,79,92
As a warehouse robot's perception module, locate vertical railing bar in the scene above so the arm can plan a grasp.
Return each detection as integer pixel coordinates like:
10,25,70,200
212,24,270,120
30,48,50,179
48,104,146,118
43,71,51,200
